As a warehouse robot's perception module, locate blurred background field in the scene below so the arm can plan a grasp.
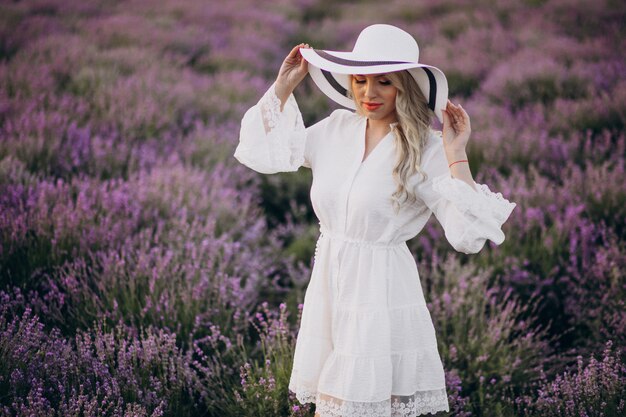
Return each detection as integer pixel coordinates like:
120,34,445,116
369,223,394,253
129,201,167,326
0,0,625,416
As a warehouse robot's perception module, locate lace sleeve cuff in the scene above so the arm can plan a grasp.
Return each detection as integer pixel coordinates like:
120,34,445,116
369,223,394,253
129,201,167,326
259,82,303,134
257,82,306,170
431,173,517,227
234,81,307,173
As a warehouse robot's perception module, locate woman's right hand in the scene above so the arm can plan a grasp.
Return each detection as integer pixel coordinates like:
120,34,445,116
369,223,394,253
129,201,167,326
275,43,311,104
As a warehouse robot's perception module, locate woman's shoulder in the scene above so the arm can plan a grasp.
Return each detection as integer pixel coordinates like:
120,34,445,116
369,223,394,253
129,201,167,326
423,128,444,153
413,128,447,171
328,108,359,123
429,128,443,140
310,108,359,131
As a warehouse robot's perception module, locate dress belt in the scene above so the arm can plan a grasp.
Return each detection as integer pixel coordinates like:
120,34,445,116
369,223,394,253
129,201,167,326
318,224,406,248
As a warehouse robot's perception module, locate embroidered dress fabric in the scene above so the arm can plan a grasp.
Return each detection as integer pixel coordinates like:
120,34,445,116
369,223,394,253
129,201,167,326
234,82,517,417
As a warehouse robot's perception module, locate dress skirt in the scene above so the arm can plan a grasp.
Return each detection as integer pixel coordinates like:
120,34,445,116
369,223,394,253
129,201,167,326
287,224,450,417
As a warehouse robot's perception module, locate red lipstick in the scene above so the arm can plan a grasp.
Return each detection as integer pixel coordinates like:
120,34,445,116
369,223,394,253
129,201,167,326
363,102,382,111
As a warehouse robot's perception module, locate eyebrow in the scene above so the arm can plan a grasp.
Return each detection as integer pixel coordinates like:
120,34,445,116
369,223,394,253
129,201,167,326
353,74,387,78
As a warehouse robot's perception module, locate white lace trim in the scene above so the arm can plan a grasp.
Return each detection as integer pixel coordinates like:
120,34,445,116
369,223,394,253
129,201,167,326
260,82,284,133
292,387,449,417
431,174,516,226
257,82,306,170
295,387,317,404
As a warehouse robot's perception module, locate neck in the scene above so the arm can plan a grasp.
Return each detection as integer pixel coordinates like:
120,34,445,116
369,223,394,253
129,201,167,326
366,115,397,131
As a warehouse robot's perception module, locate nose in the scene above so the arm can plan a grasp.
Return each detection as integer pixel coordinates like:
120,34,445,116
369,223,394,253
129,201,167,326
364,79,377,99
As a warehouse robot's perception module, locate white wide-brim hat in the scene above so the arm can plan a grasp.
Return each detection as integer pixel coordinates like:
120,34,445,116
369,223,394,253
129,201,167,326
300,24,449,123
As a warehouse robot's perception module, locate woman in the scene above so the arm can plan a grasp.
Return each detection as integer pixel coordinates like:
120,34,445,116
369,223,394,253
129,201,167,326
234,24,516,417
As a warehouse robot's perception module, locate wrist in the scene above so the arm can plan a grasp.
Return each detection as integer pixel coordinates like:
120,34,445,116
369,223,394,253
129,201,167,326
445,149,468,164
274,79,294,96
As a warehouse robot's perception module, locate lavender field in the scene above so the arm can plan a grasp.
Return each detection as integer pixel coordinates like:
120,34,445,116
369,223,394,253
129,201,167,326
1,0,625,415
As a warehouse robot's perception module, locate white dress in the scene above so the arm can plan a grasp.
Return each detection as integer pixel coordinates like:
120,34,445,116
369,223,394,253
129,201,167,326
234,82,517,417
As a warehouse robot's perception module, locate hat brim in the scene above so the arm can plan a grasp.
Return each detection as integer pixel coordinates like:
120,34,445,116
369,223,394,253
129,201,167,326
300,48,448,123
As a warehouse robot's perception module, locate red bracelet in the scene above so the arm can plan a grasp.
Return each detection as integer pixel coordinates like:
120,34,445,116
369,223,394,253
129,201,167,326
449,159,469,168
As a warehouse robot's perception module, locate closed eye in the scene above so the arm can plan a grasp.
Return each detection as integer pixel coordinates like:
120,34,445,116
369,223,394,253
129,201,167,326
353,79,391,85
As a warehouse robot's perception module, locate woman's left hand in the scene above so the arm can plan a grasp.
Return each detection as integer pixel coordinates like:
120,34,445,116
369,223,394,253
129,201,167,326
441,99,471,153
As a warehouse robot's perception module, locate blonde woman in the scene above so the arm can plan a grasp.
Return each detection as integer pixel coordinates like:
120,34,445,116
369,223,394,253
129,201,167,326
234,24,516,417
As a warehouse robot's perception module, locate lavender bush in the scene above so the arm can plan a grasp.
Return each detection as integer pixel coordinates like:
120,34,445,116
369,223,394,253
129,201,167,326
231,302,314,417
0,296,193,416
515,340,626,416
422,254,554,416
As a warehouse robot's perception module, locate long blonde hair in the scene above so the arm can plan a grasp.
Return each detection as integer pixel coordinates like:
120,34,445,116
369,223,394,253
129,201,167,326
348,70,434,214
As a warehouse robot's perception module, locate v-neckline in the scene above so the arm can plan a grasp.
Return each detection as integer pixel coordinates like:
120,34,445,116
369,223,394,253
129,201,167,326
359,116,395,165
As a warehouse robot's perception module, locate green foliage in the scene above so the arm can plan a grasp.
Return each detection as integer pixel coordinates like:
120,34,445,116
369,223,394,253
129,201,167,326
230,302,315,417
505,74,589,110
446,70,481,98
259,171,315,228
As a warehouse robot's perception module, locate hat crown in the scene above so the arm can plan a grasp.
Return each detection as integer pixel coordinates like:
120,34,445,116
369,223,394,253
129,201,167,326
351,24,420,63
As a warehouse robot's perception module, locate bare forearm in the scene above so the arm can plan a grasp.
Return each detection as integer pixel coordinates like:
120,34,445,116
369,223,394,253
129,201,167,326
445,149,478,192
